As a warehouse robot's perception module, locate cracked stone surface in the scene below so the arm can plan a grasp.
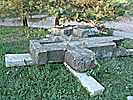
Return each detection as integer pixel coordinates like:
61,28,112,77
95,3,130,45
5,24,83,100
29,33,130,72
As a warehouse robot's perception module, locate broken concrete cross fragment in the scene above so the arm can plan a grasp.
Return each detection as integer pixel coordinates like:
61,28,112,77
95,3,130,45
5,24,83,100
65,46,95,72
29,34,128,72
64,62,105,96
29,38,96,72
5,54,35,67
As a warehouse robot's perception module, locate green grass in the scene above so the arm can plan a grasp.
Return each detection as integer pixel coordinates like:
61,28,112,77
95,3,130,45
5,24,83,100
0,25,50,42
0,25,132,99
0,45,90,99
91,56,133,99
121,38,133,49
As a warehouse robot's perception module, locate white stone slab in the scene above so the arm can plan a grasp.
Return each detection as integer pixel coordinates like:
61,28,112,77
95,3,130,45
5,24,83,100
127,49,133,56
127,96,133,100
64,62,105,96
5,54,35,67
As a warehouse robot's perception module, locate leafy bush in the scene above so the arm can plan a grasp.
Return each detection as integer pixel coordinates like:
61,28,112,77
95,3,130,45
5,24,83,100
43,0,132,24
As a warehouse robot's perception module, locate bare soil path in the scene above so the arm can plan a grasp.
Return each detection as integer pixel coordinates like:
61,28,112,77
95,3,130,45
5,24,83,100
0,13,133,39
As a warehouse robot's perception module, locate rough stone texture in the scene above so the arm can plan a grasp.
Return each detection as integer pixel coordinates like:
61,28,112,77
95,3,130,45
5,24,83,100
51,25,109,38
29,38,95,72
61,29,73,36
73,28,89,37
29,40,47,65
64,62,105,96
29,35,132,72
89,42,115,57
65,46,95,72
127,96,133,100
5,54,35,67
41,43,65,63
51,25,73,36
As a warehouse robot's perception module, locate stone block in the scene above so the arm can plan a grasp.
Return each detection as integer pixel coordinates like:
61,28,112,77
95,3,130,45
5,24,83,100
5,54,35,67
30,40,65,64
89,42,116,57
47,50,64,63
42,43,65,63
64,62,105,96
60,29,73,36
64,46,95,72
73,28,89,37
51,26,73,36
35,49,47,65
51,27,62,33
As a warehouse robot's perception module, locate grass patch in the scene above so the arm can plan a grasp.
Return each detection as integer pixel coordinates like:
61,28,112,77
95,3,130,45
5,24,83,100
0,41,90,99
121,38,133,49
88,33,113,38
0,25,132,99
90,56,133,99
0,25,50,42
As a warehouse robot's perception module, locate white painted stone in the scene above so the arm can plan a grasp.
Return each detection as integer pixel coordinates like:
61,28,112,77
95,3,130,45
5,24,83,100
127,96,133,100
127,49,133,56
64,62,105,96
46,34,50,38
5,54,35,67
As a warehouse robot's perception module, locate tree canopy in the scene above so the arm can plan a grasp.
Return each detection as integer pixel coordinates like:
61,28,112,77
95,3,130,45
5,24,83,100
0,0,132,26
43,0,132,24
0,0,42,26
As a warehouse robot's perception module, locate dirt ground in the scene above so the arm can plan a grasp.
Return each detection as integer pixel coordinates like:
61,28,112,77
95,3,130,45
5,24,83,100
0,10,133,34
104,9,133,33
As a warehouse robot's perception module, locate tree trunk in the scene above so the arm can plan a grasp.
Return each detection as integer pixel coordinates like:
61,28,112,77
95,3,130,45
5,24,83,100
55,16,60,25
22,16,28,26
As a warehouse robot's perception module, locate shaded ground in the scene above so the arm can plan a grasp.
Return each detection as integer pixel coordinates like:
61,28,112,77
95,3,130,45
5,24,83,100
104,14,133,33
0,11,133,39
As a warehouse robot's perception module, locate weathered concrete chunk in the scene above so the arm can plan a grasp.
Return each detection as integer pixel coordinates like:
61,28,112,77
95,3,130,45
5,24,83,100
64,62,105,96
42,43,65,63
29,40,47,65
73,28,89,37
65,46,95,72
30,40,65,64
89,42,116,57
29,35,127,72
61,29,73,36
5,54,35,67
51,26,73,36
35,49,47,65
51,27,62,33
